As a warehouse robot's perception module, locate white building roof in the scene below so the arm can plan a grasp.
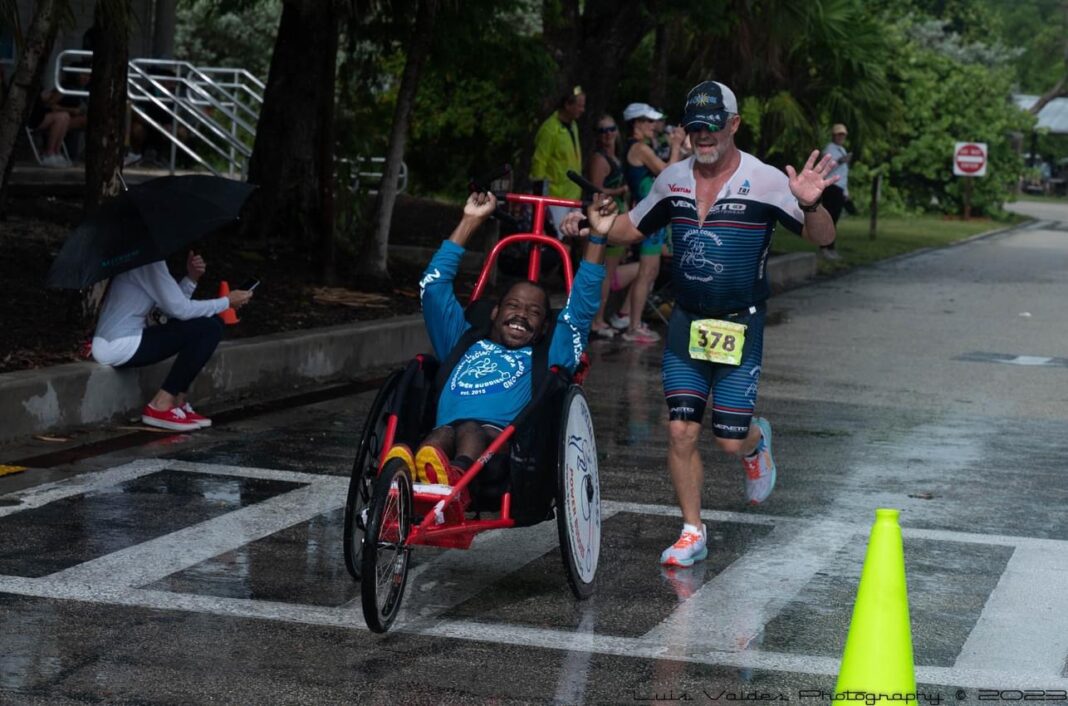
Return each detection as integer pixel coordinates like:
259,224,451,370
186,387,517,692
1014,94,1068,134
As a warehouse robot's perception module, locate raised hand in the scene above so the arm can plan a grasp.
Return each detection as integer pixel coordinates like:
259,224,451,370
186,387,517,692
785,150,840,207
463,191,498,219
186,251,206,282
586,193,619,235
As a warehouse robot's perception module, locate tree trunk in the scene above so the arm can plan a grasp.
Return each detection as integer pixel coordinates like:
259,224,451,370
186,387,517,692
358,0,439,284
0,0,61,204
648,10,668,110
1029,0,1068,116
84,0,129,214
241,0,339,265
570,0,653,154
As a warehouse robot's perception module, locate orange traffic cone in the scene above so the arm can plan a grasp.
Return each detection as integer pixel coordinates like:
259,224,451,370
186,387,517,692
218,280,239,325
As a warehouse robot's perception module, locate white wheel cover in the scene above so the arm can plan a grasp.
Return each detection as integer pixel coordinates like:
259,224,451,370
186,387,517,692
563,391,600,583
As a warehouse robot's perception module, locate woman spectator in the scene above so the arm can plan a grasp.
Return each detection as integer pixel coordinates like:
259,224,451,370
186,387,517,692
587,114,638,338
621,103,684,343
91,251,253,431
26,90,73,168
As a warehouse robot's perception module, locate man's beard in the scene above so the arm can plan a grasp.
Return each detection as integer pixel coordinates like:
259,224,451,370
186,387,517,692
694,148,721,165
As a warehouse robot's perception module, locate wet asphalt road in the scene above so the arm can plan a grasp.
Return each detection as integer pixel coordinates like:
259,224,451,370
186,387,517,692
2,202,1068,705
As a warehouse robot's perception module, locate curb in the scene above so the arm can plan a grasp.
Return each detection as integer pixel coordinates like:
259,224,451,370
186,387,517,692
0,253,816,444
0,315,429,445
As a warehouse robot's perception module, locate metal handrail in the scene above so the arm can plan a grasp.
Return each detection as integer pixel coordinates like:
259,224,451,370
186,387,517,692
53,50,261,176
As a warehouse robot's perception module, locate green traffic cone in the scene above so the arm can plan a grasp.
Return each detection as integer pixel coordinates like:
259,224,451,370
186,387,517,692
835,508,916,703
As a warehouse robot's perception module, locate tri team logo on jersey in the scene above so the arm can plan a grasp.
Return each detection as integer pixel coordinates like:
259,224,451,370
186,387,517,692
738,179,751,195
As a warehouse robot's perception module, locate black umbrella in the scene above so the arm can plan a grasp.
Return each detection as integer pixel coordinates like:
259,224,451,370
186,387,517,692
46,175,256,289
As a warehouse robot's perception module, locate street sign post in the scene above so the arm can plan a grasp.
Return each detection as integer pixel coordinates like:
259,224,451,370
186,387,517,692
953,141,987,219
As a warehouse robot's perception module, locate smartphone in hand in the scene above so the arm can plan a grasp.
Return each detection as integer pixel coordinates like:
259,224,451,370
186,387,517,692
239,277,260,292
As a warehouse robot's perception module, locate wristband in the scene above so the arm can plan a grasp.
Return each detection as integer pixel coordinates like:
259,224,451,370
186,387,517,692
799,197,821,213
588,235,608,245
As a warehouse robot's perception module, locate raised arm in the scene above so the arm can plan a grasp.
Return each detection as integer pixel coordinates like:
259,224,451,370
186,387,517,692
786,150,839,247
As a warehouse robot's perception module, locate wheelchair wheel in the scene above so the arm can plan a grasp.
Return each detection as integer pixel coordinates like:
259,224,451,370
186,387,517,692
361,457,413,633
344,370,401,581
556,385,600,599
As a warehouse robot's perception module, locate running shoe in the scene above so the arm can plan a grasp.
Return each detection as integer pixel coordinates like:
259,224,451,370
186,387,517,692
415,445,469,505
609,314,631,330
141,404,199,432
382,444,415,476
591,324,617,339
742,417,777,504
660,523,708,567
181,403,212,428
622,325,661,343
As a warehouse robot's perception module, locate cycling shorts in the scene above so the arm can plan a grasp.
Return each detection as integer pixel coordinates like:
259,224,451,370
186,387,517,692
661,304,765,439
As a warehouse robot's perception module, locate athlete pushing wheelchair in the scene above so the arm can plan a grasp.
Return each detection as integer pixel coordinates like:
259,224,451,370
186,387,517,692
345,182,615,632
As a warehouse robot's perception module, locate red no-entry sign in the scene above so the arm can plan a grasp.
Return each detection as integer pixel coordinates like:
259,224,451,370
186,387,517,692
953,142,988,177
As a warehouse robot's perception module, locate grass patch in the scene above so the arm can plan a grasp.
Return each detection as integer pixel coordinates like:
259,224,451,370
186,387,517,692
771,212,1026,273
1011,192,1068,204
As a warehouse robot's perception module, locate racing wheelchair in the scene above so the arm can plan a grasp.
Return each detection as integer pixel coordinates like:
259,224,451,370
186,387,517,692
342,181,602,633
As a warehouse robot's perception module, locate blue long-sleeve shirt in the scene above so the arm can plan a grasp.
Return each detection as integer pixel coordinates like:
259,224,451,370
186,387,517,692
419,240,605,427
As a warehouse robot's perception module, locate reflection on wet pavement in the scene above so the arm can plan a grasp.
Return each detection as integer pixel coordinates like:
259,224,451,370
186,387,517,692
0,470,300,578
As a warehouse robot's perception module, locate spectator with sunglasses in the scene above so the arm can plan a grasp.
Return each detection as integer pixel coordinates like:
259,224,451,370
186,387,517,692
621,102,685,343
588,114,638,338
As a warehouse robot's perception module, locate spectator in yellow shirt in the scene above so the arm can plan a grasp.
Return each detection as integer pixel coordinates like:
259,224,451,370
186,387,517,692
530,85,586,229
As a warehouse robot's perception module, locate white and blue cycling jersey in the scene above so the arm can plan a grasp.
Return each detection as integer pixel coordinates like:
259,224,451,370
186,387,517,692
628,152,805,316
420,240,604,428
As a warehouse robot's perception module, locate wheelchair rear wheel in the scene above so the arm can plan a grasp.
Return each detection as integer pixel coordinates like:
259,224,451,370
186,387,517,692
556,385,600,599
361,457,413,633
344,370,401,580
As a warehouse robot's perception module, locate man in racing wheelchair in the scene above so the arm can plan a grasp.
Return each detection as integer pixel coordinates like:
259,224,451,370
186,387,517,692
381,190,611,509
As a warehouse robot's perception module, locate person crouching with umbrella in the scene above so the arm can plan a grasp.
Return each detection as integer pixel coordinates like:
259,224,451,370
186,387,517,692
90,251,252,431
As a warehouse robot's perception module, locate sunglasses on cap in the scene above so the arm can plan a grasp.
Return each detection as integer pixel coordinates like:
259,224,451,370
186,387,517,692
684,123,722,134
597,125,618,134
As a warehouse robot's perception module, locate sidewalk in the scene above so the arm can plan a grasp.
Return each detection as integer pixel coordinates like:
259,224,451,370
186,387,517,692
0,253,816,445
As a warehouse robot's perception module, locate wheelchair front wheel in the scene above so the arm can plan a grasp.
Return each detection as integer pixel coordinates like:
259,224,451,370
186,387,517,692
556,385,600,600
361,457,413,633
344,370,401,581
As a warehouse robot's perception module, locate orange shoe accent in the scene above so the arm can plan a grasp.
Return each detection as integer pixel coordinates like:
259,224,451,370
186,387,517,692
382,444,415,475
415,444,451,485
218,280,239,325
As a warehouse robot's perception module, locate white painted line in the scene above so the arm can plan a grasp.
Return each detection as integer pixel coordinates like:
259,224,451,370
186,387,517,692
1000,355,1053,366
164,459,333,485
0,459,168,518
48,477,348,588
4,572,1068,690
390,504,621,625
954,545,1068,676
643,522,854,649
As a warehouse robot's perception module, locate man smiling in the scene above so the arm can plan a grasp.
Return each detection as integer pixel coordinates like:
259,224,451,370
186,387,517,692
586,80,839,566
383,191,606,502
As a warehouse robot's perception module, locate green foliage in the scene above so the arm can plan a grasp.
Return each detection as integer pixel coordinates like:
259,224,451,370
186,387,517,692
860,15,1035,217
175,0,281,78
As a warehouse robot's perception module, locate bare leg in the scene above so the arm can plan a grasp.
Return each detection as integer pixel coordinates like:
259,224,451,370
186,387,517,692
420,425,457,458
453,420,499,462
148,389,177,411
713,425,762,459
667,420,704,527
40,111,71,154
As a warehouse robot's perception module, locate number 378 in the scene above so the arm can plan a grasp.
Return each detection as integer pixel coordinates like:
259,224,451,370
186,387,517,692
698,330,736,352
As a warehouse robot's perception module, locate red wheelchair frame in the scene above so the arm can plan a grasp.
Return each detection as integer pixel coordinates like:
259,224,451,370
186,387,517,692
347,191,601,633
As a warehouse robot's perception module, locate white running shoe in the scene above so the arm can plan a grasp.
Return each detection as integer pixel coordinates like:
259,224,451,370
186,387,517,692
742,417,777,504
659,523,708,567
609,314,631,330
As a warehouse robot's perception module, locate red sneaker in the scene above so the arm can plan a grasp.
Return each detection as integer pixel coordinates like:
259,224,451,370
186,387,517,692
181,403,212,428
415,445,470,506
142,405,200,432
